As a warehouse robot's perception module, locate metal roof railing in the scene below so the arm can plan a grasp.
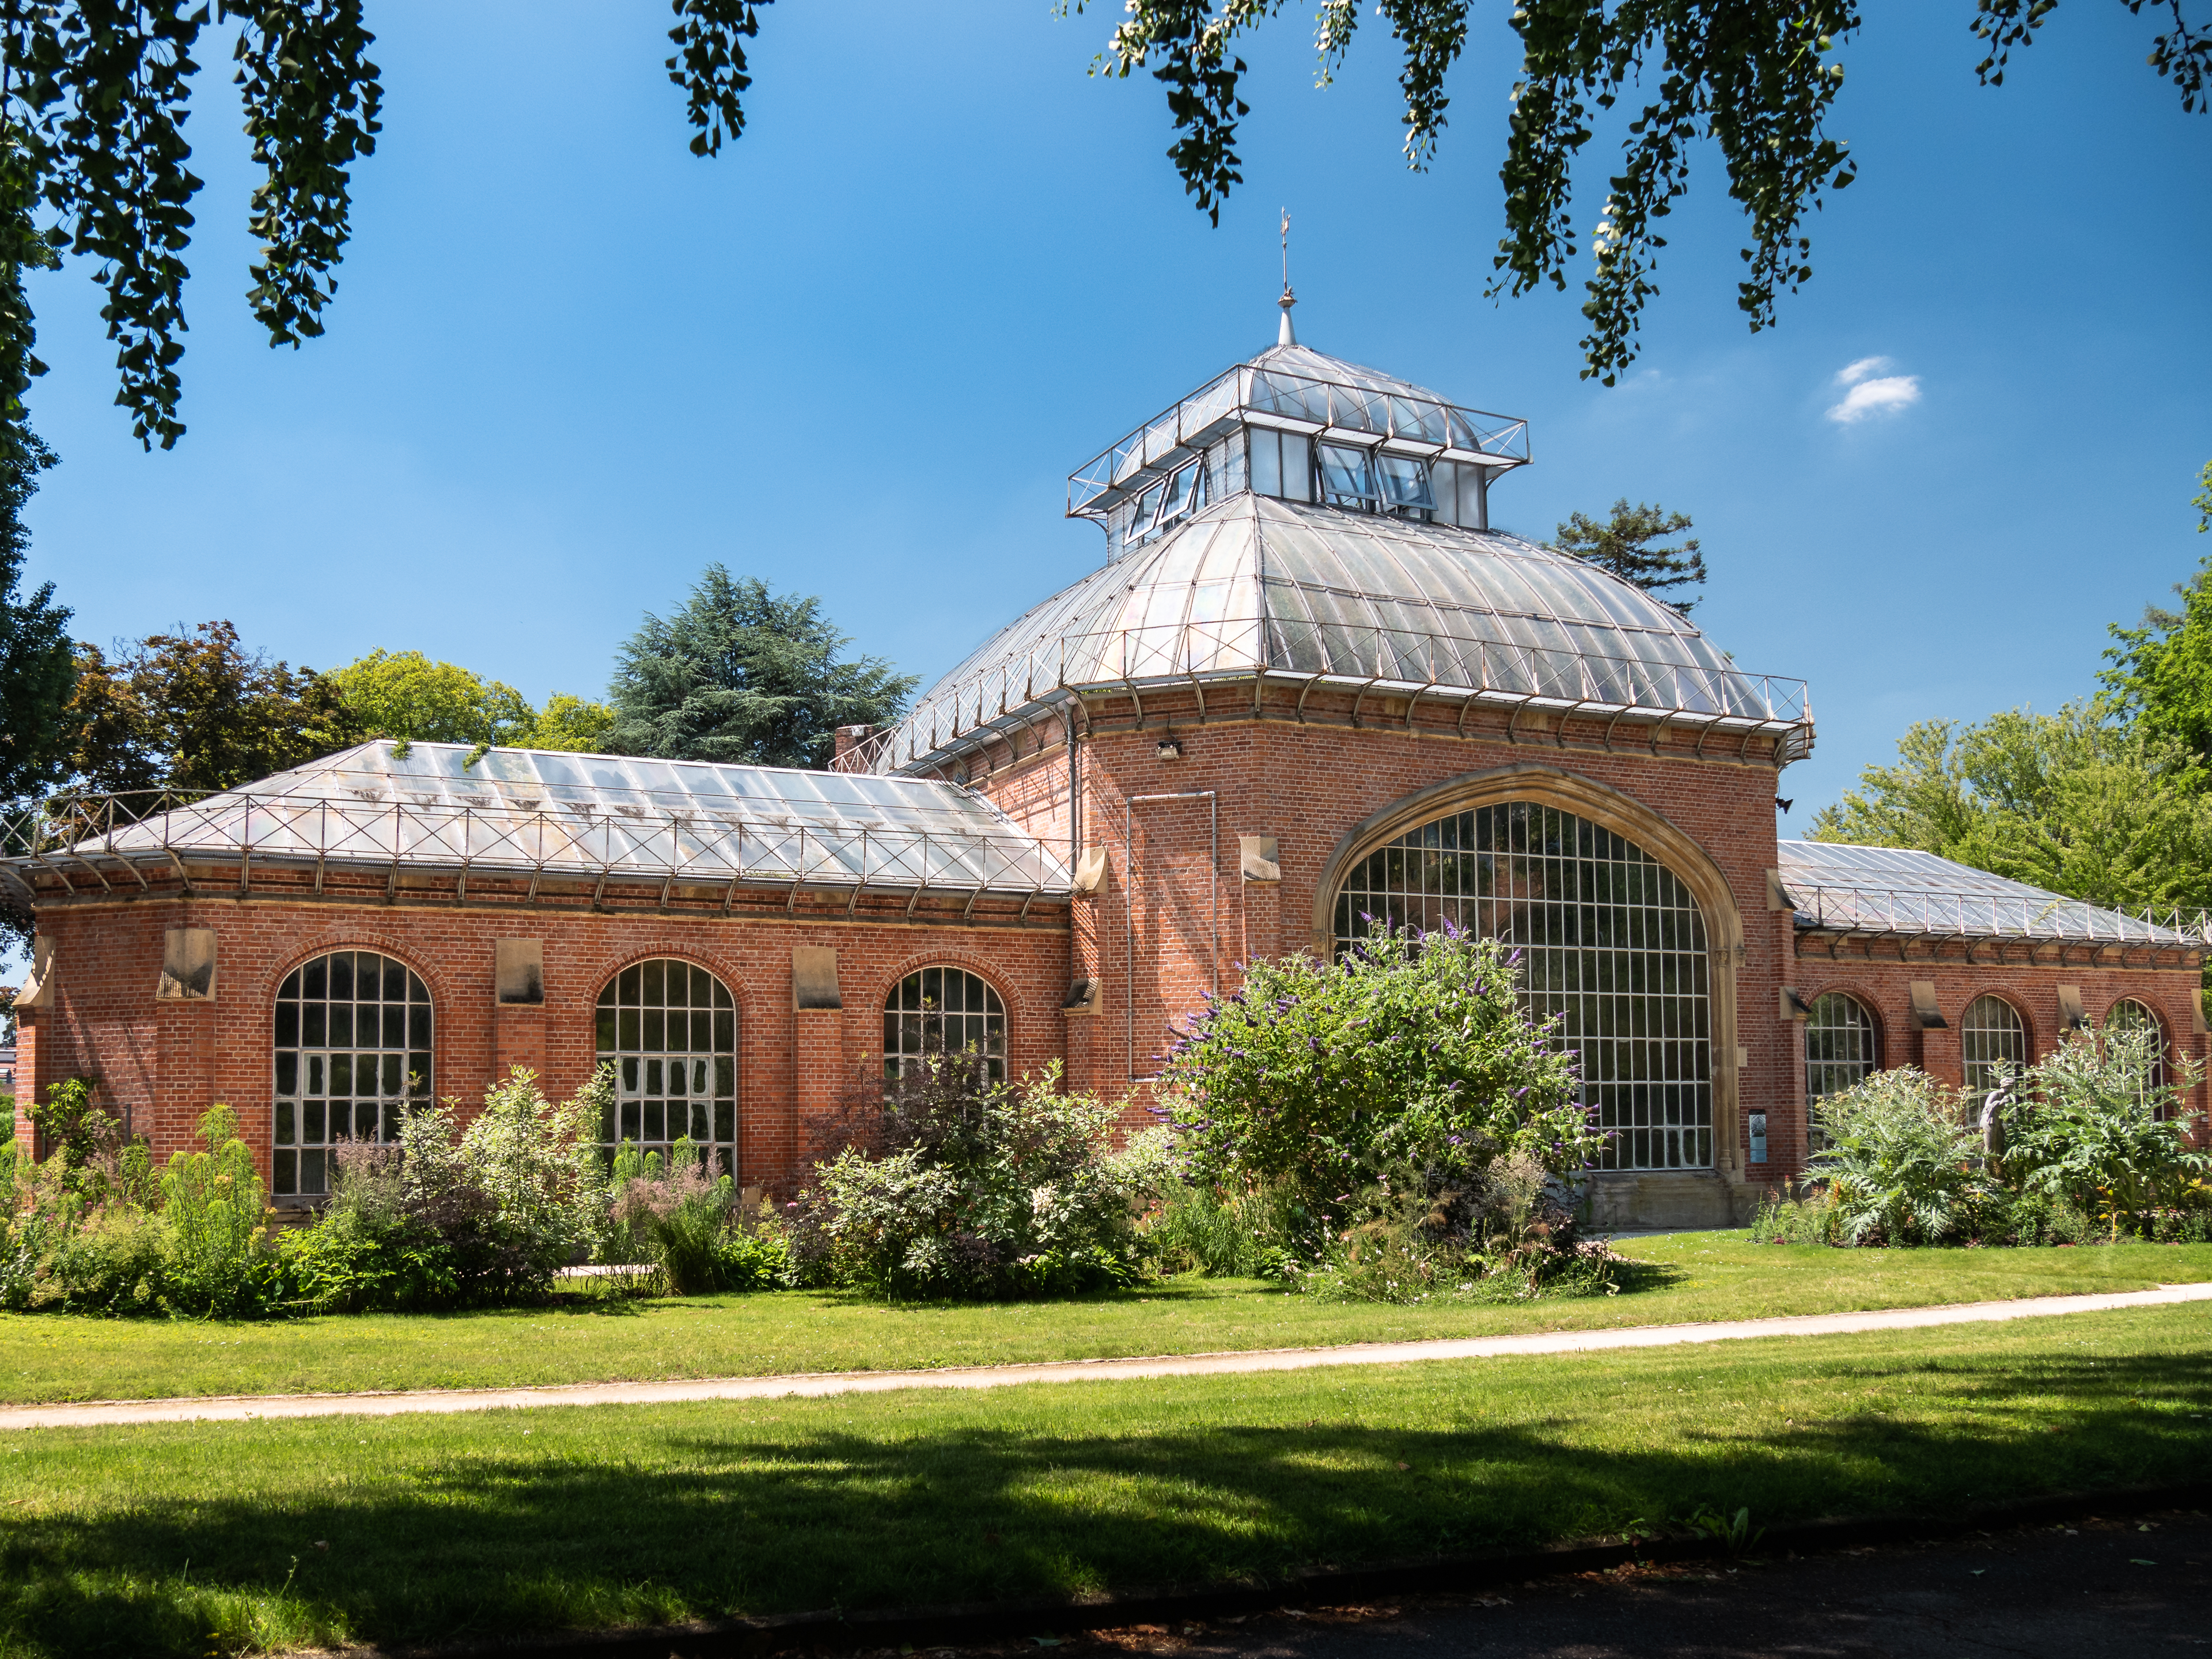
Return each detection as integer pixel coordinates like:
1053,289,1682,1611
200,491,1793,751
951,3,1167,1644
0,788,1071,904
842,613,1811,774
1068,362,1529,520
1790,881,2210,948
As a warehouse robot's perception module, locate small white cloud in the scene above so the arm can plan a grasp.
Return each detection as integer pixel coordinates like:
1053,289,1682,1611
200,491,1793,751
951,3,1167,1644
1834,355,1892,387
1825,357,1919,423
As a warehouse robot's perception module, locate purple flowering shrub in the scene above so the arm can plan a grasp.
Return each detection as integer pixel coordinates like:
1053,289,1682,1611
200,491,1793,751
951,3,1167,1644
1159,922,1612,1296
1162,922,1599,1209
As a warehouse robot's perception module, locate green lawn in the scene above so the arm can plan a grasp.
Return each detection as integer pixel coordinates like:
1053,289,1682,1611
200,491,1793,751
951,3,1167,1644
3,1233,2207,1406
0,1305,2206,1658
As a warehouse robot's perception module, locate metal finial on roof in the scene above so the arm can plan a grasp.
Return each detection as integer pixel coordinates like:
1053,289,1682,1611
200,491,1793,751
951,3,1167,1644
1277,208,1297,346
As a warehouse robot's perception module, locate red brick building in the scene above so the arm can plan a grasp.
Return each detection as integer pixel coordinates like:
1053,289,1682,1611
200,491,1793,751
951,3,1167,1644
11,324,2205,1224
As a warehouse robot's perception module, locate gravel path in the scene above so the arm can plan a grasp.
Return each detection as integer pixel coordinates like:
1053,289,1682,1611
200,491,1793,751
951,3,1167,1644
3,1282,2205,1431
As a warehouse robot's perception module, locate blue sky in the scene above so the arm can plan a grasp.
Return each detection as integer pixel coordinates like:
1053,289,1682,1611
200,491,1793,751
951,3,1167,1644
17,0,2212,824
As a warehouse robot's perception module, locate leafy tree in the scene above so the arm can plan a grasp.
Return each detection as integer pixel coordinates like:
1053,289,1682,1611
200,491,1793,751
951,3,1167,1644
1808,703,2212,914
0,152,75,808
1093,0,2205,381
2102,467,2212,761
64,621,362,796
527,691,619,753
1554,499,1706,614
330,650,536,749
605,566,917,769
0,1,761,452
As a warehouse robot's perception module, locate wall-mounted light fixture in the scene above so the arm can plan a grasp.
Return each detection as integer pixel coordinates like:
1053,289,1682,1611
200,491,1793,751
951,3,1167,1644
1156,738,1184,760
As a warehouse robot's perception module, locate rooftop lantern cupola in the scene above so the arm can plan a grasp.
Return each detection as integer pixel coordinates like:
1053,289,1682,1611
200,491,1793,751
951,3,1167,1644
1067,300,1532,558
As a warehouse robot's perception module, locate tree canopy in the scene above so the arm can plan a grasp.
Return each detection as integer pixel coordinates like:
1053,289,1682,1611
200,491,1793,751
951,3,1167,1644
1814,457,2212,922
1553,499,1706,614
604,566,917,770
1808,704,2212,915
328,650,616,756
64,621,361,797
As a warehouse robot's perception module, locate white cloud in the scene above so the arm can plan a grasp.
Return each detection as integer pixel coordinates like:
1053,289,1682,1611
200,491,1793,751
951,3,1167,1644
1825,357,1920,423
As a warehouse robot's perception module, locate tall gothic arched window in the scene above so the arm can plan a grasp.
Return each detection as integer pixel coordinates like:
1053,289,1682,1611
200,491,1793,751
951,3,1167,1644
1334,801,1713,1172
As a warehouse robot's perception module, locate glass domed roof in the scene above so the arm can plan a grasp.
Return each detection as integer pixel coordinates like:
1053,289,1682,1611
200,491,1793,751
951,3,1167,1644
870,490,1810,774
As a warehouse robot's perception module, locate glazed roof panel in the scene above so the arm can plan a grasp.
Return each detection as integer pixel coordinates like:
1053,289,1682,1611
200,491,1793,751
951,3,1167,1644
14,741,1069,895
1778,839,2203,945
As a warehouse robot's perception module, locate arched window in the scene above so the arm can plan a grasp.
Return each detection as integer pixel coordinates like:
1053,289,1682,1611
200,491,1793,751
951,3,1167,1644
884,967,1006,1083
596,960,737,1174
2105,999,2168,1103
274,950,431,1200
1333,801,1713,1172
1961,995,2026,1104
1805,991,1878,1150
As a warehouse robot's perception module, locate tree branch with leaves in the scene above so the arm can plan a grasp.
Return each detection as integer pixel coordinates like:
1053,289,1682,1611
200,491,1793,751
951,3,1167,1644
1088,0,2204,384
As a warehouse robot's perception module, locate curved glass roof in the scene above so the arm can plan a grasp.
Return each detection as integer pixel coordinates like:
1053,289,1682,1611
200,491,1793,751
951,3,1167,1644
869,493,1810,773
16,741,1068,896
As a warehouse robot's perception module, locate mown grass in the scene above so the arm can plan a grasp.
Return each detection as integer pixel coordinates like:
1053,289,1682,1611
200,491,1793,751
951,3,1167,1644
0,1305,2206,1657
2,1233,2207,1405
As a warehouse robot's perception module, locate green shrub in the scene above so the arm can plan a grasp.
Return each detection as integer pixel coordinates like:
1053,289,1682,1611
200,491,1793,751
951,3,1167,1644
1161,924,1598,1260
1996,1029,2211,1235
0,1138,39,1309
159,1106,277,1317
789,1058,1153,1300
278,1143,461,1313
1806,1067,1991,1245
604,1141,755,1295
37,1206,168,1314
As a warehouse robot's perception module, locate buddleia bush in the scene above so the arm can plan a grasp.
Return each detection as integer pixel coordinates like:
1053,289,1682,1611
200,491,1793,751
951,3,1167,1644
1159,922,1607,1297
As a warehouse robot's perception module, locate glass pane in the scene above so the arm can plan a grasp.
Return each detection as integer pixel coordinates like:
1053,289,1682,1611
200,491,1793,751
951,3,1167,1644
329,1005,354,1048
304,1004,327,1047
275,1100,296,1143
303,957,326,999
329,954,354,1000
279,969,301,999
596,1007,617,1052
275,1003,298,1046
275,1052,297,1096
1332,799,1710,1172
642,960,664,1004
274,1149,297,1195
382,958,407,1001
1376,453,1434,509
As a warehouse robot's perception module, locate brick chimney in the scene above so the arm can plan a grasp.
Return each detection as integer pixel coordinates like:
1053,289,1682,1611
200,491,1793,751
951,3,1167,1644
832,725,876,770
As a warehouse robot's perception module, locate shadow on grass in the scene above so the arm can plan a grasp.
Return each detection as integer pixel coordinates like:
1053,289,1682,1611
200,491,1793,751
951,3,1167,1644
4,1351,2207,1658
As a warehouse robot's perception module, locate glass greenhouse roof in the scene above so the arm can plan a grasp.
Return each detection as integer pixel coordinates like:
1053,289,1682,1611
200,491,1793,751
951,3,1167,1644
1069,343,1529,522
867,493,1812,774
15,741,1069,897
1777,840,2205,945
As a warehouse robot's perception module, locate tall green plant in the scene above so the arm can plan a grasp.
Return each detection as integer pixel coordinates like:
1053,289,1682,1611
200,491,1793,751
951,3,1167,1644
1997,1028,2210,1234
159,1104,274,1317
1806,1067,1991,1245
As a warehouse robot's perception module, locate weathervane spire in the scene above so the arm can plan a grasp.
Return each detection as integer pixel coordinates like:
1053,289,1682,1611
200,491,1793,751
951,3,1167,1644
1277,209,1297,346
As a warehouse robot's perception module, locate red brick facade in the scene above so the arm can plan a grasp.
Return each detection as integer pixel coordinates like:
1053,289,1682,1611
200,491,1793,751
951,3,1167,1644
15,679,2205,1217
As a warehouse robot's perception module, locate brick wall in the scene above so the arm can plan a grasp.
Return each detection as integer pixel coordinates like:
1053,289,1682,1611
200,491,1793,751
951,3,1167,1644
19,898,1073,1193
